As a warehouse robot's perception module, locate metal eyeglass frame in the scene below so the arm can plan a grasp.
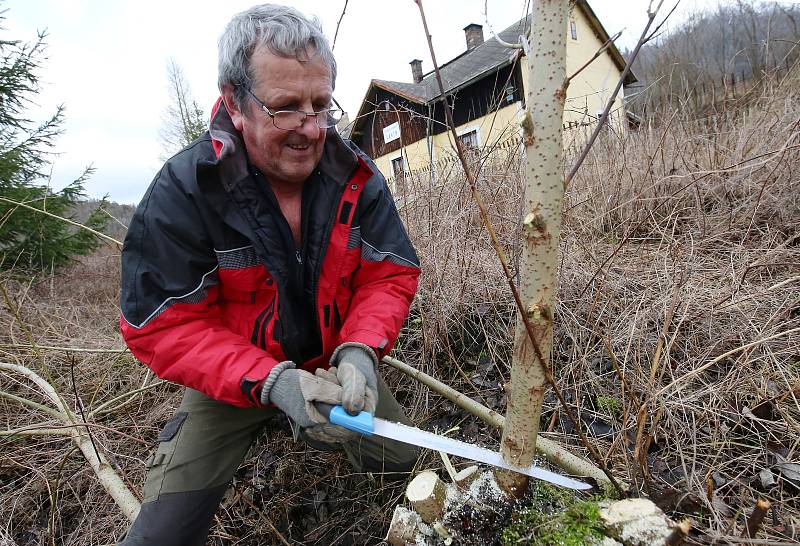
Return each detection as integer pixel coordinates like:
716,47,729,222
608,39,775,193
244,88,344,130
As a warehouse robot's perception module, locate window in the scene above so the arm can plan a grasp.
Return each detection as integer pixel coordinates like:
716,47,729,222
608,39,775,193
570,20,577,40
457,129,480,162
505,83,516,104
458,129,479,150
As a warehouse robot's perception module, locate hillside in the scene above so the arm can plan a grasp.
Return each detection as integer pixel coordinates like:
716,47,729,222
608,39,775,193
626,0,800,112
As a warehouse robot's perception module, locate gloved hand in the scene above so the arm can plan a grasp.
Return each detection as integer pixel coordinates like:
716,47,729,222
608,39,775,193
261,362,358,443
262,363,343,428
333,344,379,415
303,366,359,444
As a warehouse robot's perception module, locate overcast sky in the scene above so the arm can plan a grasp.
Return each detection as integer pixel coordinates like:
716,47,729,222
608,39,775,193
6,0,722,205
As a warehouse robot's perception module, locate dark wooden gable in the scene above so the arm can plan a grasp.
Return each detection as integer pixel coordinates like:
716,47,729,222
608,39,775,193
351,61,524,159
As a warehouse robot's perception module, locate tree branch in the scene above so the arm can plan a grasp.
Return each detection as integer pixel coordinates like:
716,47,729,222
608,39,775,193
566,31,623,86
564,1,667,187
332,0,349,51
0,362,141,521
0,389,66,420
383,356,614,488
0,196,122,247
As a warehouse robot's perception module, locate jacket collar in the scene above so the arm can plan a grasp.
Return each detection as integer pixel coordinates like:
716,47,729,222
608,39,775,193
208,97,359,191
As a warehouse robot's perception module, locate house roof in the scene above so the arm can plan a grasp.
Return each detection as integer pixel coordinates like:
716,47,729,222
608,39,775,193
371,16,530,105
350,0,635,134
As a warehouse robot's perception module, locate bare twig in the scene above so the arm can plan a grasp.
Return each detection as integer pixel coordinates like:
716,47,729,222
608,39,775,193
331,0,349,51
566,30,623,86
482,0,525,49
654,327,800,397
87,380,167,419
0,196,122,247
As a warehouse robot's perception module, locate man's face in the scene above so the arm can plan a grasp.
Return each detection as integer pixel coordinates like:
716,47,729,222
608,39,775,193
225,47,332,188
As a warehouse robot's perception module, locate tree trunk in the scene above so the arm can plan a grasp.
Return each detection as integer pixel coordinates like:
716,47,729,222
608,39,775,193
497,0,569,495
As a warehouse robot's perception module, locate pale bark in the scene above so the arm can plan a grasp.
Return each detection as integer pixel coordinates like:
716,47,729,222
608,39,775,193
0,362,141,521
454,465,480,489
496,0,570,495
386,506,423,546
406,470,446,523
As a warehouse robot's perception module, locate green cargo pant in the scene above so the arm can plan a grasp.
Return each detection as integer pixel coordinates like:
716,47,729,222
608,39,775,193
119,374,418,546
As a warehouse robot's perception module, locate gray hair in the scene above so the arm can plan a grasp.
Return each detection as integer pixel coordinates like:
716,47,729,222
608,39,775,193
218,4,337,110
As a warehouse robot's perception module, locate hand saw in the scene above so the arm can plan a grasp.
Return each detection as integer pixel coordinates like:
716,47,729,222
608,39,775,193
327,405,591,490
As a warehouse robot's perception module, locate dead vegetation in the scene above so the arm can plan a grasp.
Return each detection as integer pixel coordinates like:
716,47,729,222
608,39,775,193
1,66,798,544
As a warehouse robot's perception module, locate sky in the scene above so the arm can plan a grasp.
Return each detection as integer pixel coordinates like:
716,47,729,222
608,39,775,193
5,0,723,205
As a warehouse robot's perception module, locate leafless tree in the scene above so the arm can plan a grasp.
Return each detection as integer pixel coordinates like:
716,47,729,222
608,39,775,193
158,59,206,160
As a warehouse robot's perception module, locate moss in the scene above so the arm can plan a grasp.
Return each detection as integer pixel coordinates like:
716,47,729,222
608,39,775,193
597,396,622,418
501,481,607,545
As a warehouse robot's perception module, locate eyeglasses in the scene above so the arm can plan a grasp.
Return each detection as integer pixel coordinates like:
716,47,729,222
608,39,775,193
244,88,344,130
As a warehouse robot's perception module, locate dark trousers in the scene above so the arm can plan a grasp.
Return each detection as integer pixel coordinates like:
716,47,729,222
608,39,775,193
119,375,418,545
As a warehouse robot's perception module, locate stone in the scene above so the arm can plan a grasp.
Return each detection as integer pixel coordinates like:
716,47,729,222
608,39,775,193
599,498,675,546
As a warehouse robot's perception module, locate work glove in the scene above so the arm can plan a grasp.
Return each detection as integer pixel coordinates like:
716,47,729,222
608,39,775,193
332,344,379,415
260,362,357,443
302,366,359,444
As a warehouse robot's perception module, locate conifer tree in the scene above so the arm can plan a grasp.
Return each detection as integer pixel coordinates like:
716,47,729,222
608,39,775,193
0,21,108,273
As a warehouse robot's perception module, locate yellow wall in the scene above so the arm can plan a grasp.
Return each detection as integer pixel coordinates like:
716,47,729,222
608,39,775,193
374,101,523,185
374,5,625,184
564,5,626,127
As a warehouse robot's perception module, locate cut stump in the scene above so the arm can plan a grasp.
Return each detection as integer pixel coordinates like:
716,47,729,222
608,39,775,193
406,470,446,523
386,505,424,546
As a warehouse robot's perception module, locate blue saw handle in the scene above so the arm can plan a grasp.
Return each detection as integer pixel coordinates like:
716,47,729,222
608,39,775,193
329,405,374,436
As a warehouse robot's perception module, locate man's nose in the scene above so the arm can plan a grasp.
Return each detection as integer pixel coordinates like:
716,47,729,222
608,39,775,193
296,112,322,138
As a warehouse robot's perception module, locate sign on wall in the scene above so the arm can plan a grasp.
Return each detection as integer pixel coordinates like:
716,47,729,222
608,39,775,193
383,122,400,144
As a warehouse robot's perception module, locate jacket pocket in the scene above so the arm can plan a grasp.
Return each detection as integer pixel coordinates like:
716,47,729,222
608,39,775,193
157,411,188,442
218,266,274,304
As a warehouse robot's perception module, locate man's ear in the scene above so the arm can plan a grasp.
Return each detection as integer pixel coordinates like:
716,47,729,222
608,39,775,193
221,85,246,132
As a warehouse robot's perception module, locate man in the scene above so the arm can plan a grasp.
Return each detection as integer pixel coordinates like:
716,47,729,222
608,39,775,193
118,5,420,544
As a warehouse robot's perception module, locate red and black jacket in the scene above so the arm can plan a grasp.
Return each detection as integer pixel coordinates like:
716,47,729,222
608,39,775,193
119,99,420,408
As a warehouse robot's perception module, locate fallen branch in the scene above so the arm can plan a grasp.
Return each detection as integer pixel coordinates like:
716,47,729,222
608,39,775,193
0,389,66,419
383,356,614,488
0,362,141,521
0,343,129,354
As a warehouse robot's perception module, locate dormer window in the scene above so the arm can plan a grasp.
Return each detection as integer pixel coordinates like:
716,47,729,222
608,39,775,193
505,83,515,104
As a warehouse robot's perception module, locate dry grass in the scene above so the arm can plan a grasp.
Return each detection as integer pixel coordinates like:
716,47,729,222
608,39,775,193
1,68,798,544
399,67,799,543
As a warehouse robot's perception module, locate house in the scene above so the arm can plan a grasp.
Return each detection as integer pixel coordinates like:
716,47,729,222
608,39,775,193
347,0,636,190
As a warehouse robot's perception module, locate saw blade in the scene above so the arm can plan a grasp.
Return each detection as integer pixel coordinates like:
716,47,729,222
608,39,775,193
372,417,591,490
